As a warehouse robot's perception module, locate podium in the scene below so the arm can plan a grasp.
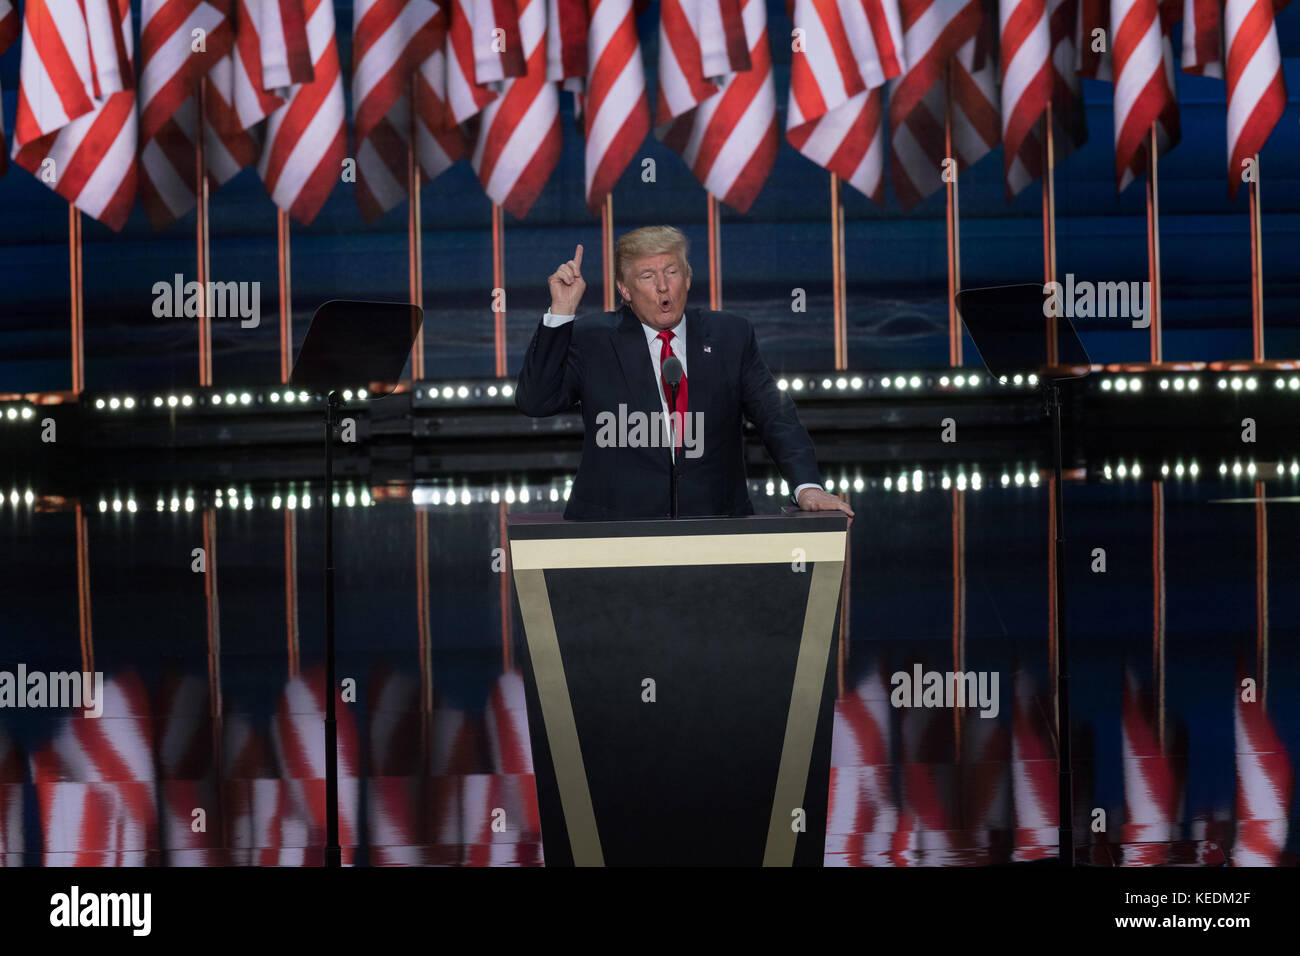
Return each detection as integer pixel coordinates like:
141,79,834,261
507,511,849,866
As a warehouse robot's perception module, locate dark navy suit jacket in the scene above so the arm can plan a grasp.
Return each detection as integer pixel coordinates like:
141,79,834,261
515,305,823,520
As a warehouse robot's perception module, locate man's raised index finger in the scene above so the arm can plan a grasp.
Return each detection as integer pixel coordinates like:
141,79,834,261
573,244,583,271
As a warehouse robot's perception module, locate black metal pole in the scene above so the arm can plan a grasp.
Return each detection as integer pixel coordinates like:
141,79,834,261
668,383,679,519
1050,382,1073,867
324,390,341,868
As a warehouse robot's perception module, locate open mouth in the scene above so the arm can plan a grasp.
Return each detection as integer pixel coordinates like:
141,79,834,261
658,297,672,312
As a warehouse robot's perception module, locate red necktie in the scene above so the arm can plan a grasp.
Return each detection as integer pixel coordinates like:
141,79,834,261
657,329,688,448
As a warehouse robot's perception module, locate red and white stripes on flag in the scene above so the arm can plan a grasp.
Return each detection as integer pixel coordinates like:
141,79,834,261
229,0,314,133
139,0,260,228
1075,0,1111,79
0,727,23,862
999,0,1052,197
1109,0,1179,192
785,0,904,204
10,0,138,230
889,1,999,211
351,0,448,221
471,0,563,218
1233,684,1293,866
1180,0,1222,77
1223,0,1288,199
0,0,18,178
258,0,347,224
655,0,779,214
1120,669,1185,865
29,674,159,865
584,0,652,212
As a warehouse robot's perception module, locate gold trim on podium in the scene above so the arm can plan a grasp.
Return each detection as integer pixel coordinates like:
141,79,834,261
510,526,847,866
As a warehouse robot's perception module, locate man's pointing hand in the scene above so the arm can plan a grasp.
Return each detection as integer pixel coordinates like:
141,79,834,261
548,244,586,316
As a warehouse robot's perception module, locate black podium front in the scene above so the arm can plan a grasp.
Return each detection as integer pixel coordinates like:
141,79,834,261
507,511,849,866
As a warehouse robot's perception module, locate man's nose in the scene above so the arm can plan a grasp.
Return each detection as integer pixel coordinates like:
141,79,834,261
655,274,669,292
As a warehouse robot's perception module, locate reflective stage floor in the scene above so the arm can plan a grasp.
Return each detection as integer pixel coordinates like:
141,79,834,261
1,461,1296,866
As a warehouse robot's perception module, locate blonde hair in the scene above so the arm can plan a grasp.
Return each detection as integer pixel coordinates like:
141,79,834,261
615,226,692,286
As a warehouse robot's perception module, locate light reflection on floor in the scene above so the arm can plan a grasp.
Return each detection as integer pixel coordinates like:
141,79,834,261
0,472,1294,865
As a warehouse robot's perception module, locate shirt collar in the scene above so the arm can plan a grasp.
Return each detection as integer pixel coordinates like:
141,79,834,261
641,315,686,349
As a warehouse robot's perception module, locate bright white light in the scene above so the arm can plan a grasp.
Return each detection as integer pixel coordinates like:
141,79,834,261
778,378,789,391
343,389,354,401
240,392,252,405
880,377,891,388
285,391,296,403
1132,463,1141,478
1130,378,1142,392
1001,474,1011,487
549,488,559,502
1231,378,1243,391
505,488,516,504
21,407,33,420
1247,462,1256,475
912,469,922,488
1115,378,1128,392
941,476,952,490
1245,377,1257,391
909,376,921,389
1232,462,1242,476
23,490,33,505
111,499,122,513
970,472,982,490
1161,464,1170,476
442,387,454,399
95,399,105,410
1160,379,1170,390
1013,374,1023,385
1172,378,1184,391
169,498,180,512
167,395,178,407
459,490,469,505
4,409,15,421
1174,463,1183,477
488,386,499,397
287,494,297,509
822,378,833,390
127,499,137,513
270,392,280,403
1217,379,1227,390
956,474,967,491
272,495,282,509
1188,378,1200,391
181,395,193,407
1014,472,1025,486
1117,463,1127,478
850,377,863,389
184,496,194,512
791,379,804,391
226,393,237,405
345,491,356,507
825,478,835,491
502,384,513,397
1028,374,1038,385
457,386,469,399
109,398,121,410
836,378,847,390
967,375,981,387
124,397,136,409
1219,463,1228,475
853,477,864,492
1290,378,1300,391
1101,380,1112,392
940,376,950,386
489,489,500,503
999,375,1008,385
99,500,107,512
765,480,775,496
358,389,368,400
1189,463,1199,477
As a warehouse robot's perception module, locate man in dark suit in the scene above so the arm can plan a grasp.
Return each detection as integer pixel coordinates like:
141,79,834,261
515,225,854,523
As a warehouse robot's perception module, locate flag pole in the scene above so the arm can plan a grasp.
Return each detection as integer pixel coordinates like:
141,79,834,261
602,194,615,311
1144,126,1162,363
830,173,847,370
707,194,721,309
408,76,425,381
197,76,213,387
492,204,507,377
69,205,85,393
75,501,94,674
1249,154,1264,360
278,209,293,383
1041,106,1058,364
204,507,222,720
944,62,962,367
1255,480,1268,705
1152,480,1165,749
284,505,300,677
952,486,966,758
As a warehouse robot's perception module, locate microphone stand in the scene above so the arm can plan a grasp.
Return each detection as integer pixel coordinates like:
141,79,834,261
667,382,679,519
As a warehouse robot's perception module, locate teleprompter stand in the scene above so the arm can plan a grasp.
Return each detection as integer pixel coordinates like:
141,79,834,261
956,283,1092,867
290,300,422,867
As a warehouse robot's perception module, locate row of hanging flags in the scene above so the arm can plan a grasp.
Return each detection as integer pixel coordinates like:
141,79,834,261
0,0,1290,233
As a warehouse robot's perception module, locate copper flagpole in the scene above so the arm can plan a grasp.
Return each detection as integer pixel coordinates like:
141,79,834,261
1248,155,1264,360
1144,126,1162,363
707,194,721,309
492,204,507,377
1042,106,1058,364
408,75,425,380
944,62,962,367
197,76,213,387
830,173,847,370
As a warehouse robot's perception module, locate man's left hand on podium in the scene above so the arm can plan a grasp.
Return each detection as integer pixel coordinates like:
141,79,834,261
796,487,854,526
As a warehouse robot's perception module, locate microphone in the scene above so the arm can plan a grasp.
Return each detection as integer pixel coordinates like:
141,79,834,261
661,356,683,519
662,355,683,388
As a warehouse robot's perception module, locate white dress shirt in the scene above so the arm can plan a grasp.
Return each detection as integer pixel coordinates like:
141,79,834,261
542,312,821,503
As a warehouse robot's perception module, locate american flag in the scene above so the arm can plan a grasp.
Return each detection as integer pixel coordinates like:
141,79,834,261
1233,680,1293,866
351,0,448,221
824,668,905,866
1075,0,1111,79
1223,0,1288,199
471,0,563,218
465,670,542,865
0,0,18,178
583,0,652,212
271,669,360,862
10,0,138,230
656,0,779,214
999,0,1052,197
257,0,347,224
28,674,159,866
889,1,999,211
1180,0,1222,76
229,0,314,132
157,674,226,865
1010,671,1057,861
1108,0,1179,192
785,0,905,204
138,0,260,228
1119,668,1185,865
